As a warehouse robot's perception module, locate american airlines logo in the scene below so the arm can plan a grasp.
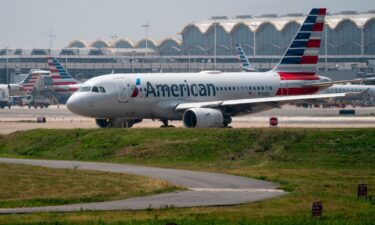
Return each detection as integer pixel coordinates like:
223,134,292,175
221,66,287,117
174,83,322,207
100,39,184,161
145,81,216,98
131,78,141,98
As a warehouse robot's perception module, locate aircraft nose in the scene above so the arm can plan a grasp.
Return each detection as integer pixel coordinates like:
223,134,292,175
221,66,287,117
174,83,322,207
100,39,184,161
66,95,86,116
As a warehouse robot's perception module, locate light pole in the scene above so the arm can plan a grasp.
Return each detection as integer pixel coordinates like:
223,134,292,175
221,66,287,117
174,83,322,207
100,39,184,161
213,22,219,70
142,23,150,57
250,24,257,56
325,24,328,71
188,51,191,72
111,34,118,71
6,47,9,84
111,34,118,49
132,50,136,73
361,25,364,56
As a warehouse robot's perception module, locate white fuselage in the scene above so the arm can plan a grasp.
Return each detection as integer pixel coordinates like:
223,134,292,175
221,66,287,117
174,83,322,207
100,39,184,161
320,84,375,100
66,71,324,120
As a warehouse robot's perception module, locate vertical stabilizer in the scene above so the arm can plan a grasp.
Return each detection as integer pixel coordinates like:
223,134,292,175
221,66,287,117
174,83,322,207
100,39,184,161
272,8,326,75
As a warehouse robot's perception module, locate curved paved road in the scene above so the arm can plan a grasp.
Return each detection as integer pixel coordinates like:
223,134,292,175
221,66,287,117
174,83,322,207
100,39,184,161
0,158,286,214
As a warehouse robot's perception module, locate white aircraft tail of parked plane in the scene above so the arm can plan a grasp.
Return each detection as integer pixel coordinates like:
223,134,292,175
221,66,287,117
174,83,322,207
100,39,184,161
235,44,256,72
0,69,49,95
67,8,355,128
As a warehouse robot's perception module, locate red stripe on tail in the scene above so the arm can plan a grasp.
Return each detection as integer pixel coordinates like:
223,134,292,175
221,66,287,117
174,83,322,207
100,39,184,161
307,40,321,48
313,23,324,32
301,56,319,64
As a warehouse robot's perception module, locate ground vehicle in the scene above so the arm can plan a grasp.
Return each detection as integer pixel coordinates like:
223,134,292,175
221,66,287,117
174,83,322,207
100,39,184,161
22,95,51,109
0,88,10,109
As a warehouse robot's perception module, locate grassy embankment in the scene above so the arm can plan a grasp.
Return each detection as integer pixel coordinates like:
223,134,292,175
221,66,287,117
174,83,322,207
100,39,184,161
0,128,374,225
0,163,178,209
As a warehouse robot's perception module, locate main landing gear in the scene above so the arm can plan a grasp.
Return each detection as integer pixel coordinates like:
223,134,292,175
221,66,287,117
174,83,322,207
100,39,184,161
223,116,232,128
160,120,175,128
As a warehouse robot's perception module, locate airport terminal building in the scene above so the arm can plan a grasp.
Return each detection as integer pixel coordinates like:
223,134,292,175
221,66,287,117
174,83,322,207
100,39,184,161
1,10,375,83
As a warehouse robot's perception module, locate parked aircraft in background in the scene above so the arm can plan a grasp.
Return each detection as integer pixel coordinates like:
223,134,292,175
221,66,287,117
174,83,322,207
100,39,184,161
320,84,375,101
0,69,50,95
235,44,256,72
66,8,356,128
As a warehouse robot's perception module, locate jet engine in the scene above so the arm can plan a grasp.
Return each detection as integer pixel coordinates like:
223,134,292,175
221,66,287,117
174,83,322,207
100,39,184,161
182,108,224,128
95,118,142,128
7,84,22,92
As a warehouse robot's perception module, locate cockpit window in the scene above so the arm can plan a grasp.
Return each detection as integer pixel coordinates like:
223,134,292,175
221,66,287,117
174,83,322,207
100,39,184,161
91,86,99,93
98,87,106,93
79,86,92,92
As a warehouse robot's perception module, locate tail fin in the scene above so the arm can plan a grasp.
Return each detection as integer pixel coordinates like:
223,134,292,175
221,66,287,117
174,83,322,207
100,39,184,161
235,44,255,72
272,8,326,74
19,69,42,92
47,57,78,85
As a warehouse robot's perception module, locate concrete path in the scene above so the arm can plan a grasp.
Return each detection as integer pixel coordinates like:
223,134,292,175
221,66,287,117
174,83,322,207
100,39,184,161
0,158,286,214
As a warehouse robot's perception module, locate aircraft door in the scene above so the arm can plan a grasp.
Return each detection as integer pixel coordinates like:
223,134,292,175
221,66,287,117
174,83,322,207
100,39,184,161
114,78,129,102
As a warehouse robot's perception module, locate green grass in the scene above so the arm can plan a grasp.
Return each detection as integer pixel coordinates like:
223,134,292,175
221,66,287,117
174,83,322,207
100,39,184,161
0,163,178,209
0,128,374,225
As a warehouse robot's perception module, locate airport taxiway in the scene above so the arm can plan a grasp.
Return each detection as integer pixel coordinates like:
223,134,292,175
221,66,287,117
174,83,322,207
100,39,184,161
0,105,375,133
0,158,285,214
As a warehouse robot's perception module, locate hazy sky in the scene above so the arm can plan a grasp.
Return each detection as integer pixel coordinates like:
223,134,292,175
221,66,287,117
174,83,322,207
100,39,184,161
0,0,374,49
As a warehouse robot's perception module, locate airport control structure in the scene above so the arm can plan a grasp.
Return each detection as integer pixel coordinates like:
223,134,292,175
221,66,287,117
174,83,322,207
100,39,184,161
0,10,375,84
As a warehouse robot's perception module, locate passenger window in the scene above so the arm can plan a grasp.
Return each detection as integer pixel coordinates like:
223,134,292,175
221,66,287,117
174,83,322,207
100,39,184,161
91,86,99,93
229,87,231,91
220,87,223,91
224,87,227,91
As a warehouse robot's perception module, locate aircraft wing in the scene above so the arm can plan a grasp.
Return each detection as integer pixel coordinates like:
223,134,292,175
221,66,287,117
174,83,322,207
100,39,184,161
175,93,351,111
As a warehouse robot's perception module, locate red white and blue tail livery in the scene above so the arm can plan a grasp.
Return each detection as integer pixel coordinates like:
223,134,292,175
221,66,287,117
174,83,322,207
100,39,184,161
47,57,79,93
273,8,326,74
272,8,326,95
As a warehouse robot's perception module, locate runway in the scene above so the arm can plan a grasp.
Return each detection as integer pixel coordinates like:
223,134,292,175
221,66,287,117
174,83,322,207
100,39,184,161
0,105,375,133
0,158,285,214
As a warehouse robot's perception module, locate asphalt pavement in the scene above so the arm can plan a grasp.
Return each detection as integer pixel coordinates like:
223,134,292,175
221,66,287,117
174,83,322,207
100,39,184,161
0,158,286,214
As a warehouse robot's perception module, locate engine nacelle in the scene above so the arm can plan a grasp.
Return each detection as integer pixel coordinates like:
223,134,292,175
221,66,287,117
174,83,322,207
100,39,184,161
8,84,23,92
182,108,224,128
95,118,143,128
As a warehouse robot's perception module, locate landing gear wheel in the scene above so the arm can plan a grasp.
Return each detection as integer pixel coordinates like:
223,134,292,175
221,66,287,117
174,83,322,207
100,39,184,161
160,120,174,128
223,116,232,128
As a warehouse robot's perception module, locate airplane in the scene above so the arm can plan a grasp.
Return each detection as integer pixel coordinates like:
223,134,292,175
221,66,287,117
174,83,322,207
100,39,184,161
67,8,355,128
235,44,256,72
0,69,50,95
320,84,375,101
46,57,80,93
